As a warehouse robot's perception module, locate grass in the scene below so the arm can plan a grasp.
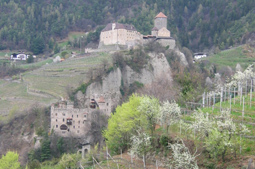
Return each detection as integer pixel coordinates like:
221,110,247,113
203,45,255,69
0,51,112,120
199,91,255,156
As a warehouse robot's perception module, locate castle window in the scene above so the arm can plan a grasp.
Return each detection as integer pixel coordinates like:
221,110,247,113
72,115,73,117
63,113,65,116
84,115,87,118
73,126,75,129
55,113,57,116
63,118,65,122
78,121,80,124
56,125,58,128
56,119,57,122
77,115,78,118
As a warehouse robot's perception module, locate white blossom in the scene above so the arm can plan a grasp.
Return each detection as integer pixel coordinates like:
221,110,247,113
158,100,181,127
168,139,199,169
130,129,151,158
188,110,215,138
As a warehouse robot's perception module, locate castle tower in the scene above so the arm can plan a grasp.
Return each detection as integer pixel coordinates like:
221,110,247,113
154,12,167,30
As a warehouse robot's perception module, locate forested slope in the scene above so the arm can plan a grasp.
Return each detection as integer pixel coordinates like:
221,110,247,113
1,0,255,53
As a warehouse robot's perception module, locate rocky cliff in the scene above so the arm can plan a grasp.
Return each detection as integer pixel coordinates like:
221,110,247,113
76,52,175,110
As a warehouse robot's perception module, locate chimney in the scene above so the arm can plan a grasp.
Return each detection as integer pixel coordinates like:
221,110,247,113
112,23,116,30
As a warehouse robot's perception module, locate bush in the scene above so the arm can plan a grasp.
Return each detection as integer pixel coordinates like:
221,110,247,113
27,55,34,63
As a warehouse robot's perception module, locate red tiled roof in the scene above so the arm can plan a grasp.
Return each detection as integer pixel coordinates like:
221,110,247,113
155,12,167,18
152,27,158,31
98,96,105,103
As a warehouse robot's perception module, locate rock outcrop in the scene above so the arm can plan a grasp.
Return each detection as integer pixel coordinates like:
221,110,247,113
76,52,173,110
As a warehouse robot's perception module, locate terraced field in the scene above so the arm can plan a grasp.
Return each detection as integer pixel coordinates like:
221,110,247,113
0,52,112,120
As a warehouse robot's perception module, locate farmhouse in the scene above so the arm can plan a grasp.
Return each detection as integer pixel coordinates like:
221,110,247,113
194,53,207,60
10,53,29,61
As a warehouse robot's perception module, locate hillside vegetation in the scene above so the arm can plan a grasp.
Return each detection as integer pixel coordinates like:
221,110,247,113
1,0,255,53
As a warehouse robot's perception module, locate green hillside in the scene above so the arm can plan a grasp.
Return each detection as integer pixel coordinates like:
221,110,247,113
1,0,255,53
203,45,255,70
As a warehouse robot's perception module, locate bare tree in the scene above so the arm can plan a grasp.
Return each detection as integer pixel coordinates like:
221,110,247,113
138,73,176,102
86,110,108,148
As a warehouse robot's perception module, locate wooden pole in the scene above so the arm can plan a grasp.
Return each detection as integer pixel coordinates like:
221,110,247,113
230,93,232,112
213,92,215,111
240,87,242,106
224,87,227,102
250,88,252,108
246,80,248,95
203,92,205,108
220,87,223,112
107,147,110,168
234,88,236,105
242,97,245,124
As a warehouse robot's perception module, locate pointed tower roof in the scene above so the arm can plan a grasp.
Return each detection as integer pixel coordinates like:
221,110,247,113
155,12,167,18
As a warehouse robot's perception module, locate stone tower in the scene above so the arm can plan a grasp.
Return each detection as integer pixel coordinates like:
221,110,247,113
154,12,167,30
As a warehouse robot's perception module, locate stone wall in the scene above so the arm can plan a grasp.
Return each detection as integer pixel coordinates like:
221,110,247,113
157,38,176,49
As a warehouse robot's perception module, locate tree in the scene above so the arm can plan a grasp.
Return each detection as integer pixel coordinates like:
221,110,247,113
169,139,199,169
41,138,51,161
130,129,151,166
103,94,145,153
57,153,81,169
0,151,20,169
137,96,159,137
158,100,181,133
31,36,45,55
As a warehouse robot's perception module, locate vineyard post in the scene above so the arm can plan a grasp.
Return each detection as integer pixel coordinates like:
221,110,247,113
220,87,223,112
250,88,252,108
234,87,236,105
203,92,205,108
246,80,248,95
242,97,245,124
213,92,215,111
224,86,227,102
230,93,231,111
240,86,242,106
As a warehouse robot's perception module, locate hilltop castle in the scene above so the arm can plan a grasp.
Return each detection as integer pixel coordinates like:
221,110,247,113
99,12,175,49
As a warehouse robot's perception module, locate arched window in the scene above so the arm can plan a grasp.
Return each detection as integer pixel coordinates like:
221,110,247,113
60,124,68,130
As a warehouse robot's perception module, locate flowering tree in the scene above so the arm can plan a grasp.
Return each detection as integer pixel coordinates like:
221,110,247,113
226,64,254,88
130,129,151,166
158,100,181,133
188,110,214,139
205,109,250,161
168,139,199,169
137,96,160,137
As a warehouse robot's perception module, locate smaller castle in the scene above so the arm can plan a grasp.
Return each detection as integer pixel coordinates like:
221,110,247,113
143,12,175,49
50,94,111,137
151,12,171,38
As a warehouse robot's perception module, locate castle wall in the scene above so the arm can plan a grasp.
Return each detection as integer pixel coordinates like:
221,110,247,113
158,27,170,37
157,38,176,49
50,105,90,137
100,29,142,47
